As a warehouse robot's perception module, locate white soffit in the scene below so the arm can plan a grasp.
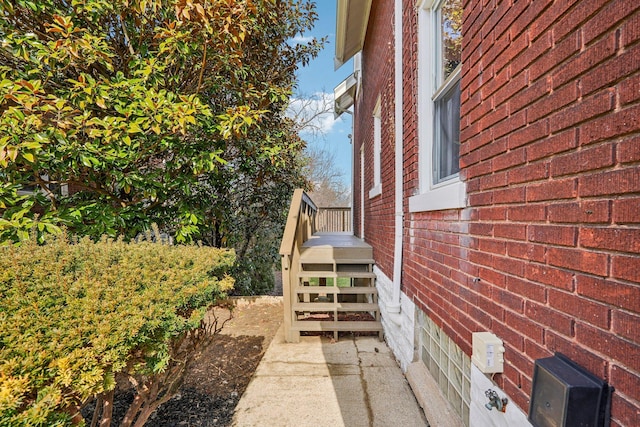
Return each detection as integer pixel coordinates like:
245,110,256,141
333,73,358,118
334,0,372,70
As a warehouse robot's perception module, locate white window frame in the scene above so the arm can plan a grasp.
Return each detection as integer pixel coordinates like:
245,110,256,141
369,96,382,198
409,0,466,213
18,174,69,197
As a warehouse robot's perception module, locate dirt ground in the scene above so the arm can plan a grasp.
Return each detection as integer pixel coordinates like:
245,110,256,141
151,296,284,426
83,296,284,427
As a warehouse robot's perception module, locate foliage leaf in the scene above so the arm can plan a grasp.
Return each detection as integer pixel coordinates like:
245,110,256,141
0,232,235,425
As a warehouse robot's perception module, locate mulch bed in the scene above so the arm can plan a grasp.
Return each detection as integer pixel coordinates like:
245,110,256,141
82,297,283,426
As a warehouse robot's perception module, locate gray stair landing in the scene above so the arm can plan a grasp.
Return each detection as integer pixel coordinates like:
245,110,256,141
300,232,373,262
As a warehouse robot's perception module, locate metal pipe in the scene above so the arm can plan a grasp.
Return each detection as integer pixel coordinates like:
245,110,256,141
388,0,404,323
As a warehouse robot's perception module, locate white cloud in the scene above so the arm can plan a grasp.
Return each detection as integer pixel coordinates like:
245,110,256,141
289,35,315,45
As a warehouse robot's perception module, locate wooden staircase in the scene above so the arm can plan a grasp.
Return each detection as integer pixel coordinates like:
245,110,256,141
291,233,382,340
280,190,382,342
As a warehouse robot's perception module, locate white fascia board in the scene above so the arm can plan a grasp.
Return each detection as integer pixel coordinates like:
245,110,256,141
334,0,372,70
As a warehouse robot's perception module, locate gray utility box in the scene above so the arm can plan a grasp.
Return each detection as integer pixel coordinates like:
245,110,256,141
529,353,612,427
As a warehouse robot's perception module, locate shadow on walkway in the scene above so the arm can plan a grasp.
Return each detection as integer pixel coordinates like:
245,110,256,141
232,326,429,427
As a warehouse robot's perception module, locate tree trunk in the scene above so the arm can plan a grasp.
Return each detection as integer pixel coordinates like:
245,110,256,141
90,395,103,427
120,387,147,427
98,390,115,427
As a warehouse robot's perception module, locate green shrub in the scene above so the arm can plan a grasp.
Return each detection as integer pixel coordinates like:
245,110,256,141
0,232,235,426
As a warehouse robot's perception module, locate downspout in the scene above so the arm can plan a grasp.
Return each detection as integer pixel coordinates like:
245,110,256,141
387,0,403,324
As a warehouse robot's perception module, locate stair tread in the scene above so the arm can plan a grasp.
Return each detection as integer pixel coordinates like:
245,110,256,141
298,271,376,278
300,258,375,264
293,302,379,311
295,286,378,294
291,320,383,332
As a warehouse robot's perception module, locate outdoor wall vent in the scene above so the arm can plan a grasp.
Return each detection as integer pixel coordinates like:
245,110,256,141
529,353,613,427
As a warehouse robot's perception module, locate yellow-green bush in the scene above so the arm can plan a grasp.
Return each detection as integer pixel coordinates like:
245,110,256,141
0,232,235,426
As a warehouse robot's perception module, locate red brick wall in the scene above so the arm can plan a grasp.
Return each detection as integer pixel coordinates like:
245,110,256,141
356,0,638,423
456,0,639,423
354,0,396,278
398,0,640,425
402,0,419,211
400,0,481,372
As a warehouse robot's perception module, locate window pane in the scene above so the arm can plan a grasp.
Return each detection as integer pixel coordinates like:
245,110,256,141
373,99,381,188
441,0,462,82
434,81,461,183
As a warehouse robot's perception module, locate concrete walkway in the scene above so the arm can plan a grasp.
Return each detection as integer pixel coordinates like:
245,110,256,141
232,326,429,427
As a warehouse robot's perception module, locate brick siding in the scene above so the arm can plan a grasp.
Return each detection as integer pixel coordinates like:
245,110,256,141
354,0,396,277
457,0,639,422
355,0,640,425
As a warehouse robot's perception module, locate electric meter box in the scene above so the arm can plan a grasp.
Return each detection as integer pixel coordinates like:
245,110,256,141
529,353,612,427
472,332,505,374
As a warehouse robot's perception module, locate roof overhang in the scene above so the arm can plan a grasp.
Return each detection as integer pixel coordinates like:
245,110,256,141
333,72,358,118
334,0,372,70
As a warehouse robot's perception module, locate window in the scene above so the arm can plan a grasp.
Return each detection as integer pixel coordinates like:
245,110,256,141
409,0,465,212
434,77,461,183
369,96,382,198
18,174,68,197
418,310,471,426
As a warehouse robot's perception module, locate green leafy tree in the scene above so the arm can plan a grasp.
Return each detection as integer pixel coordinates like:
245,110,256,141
442,0,462,77
169,2,324,293
0,0,323,246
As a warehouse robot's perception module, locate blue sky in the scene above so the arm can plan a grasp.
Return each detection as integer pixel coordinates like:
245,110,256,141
291,1,355,188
